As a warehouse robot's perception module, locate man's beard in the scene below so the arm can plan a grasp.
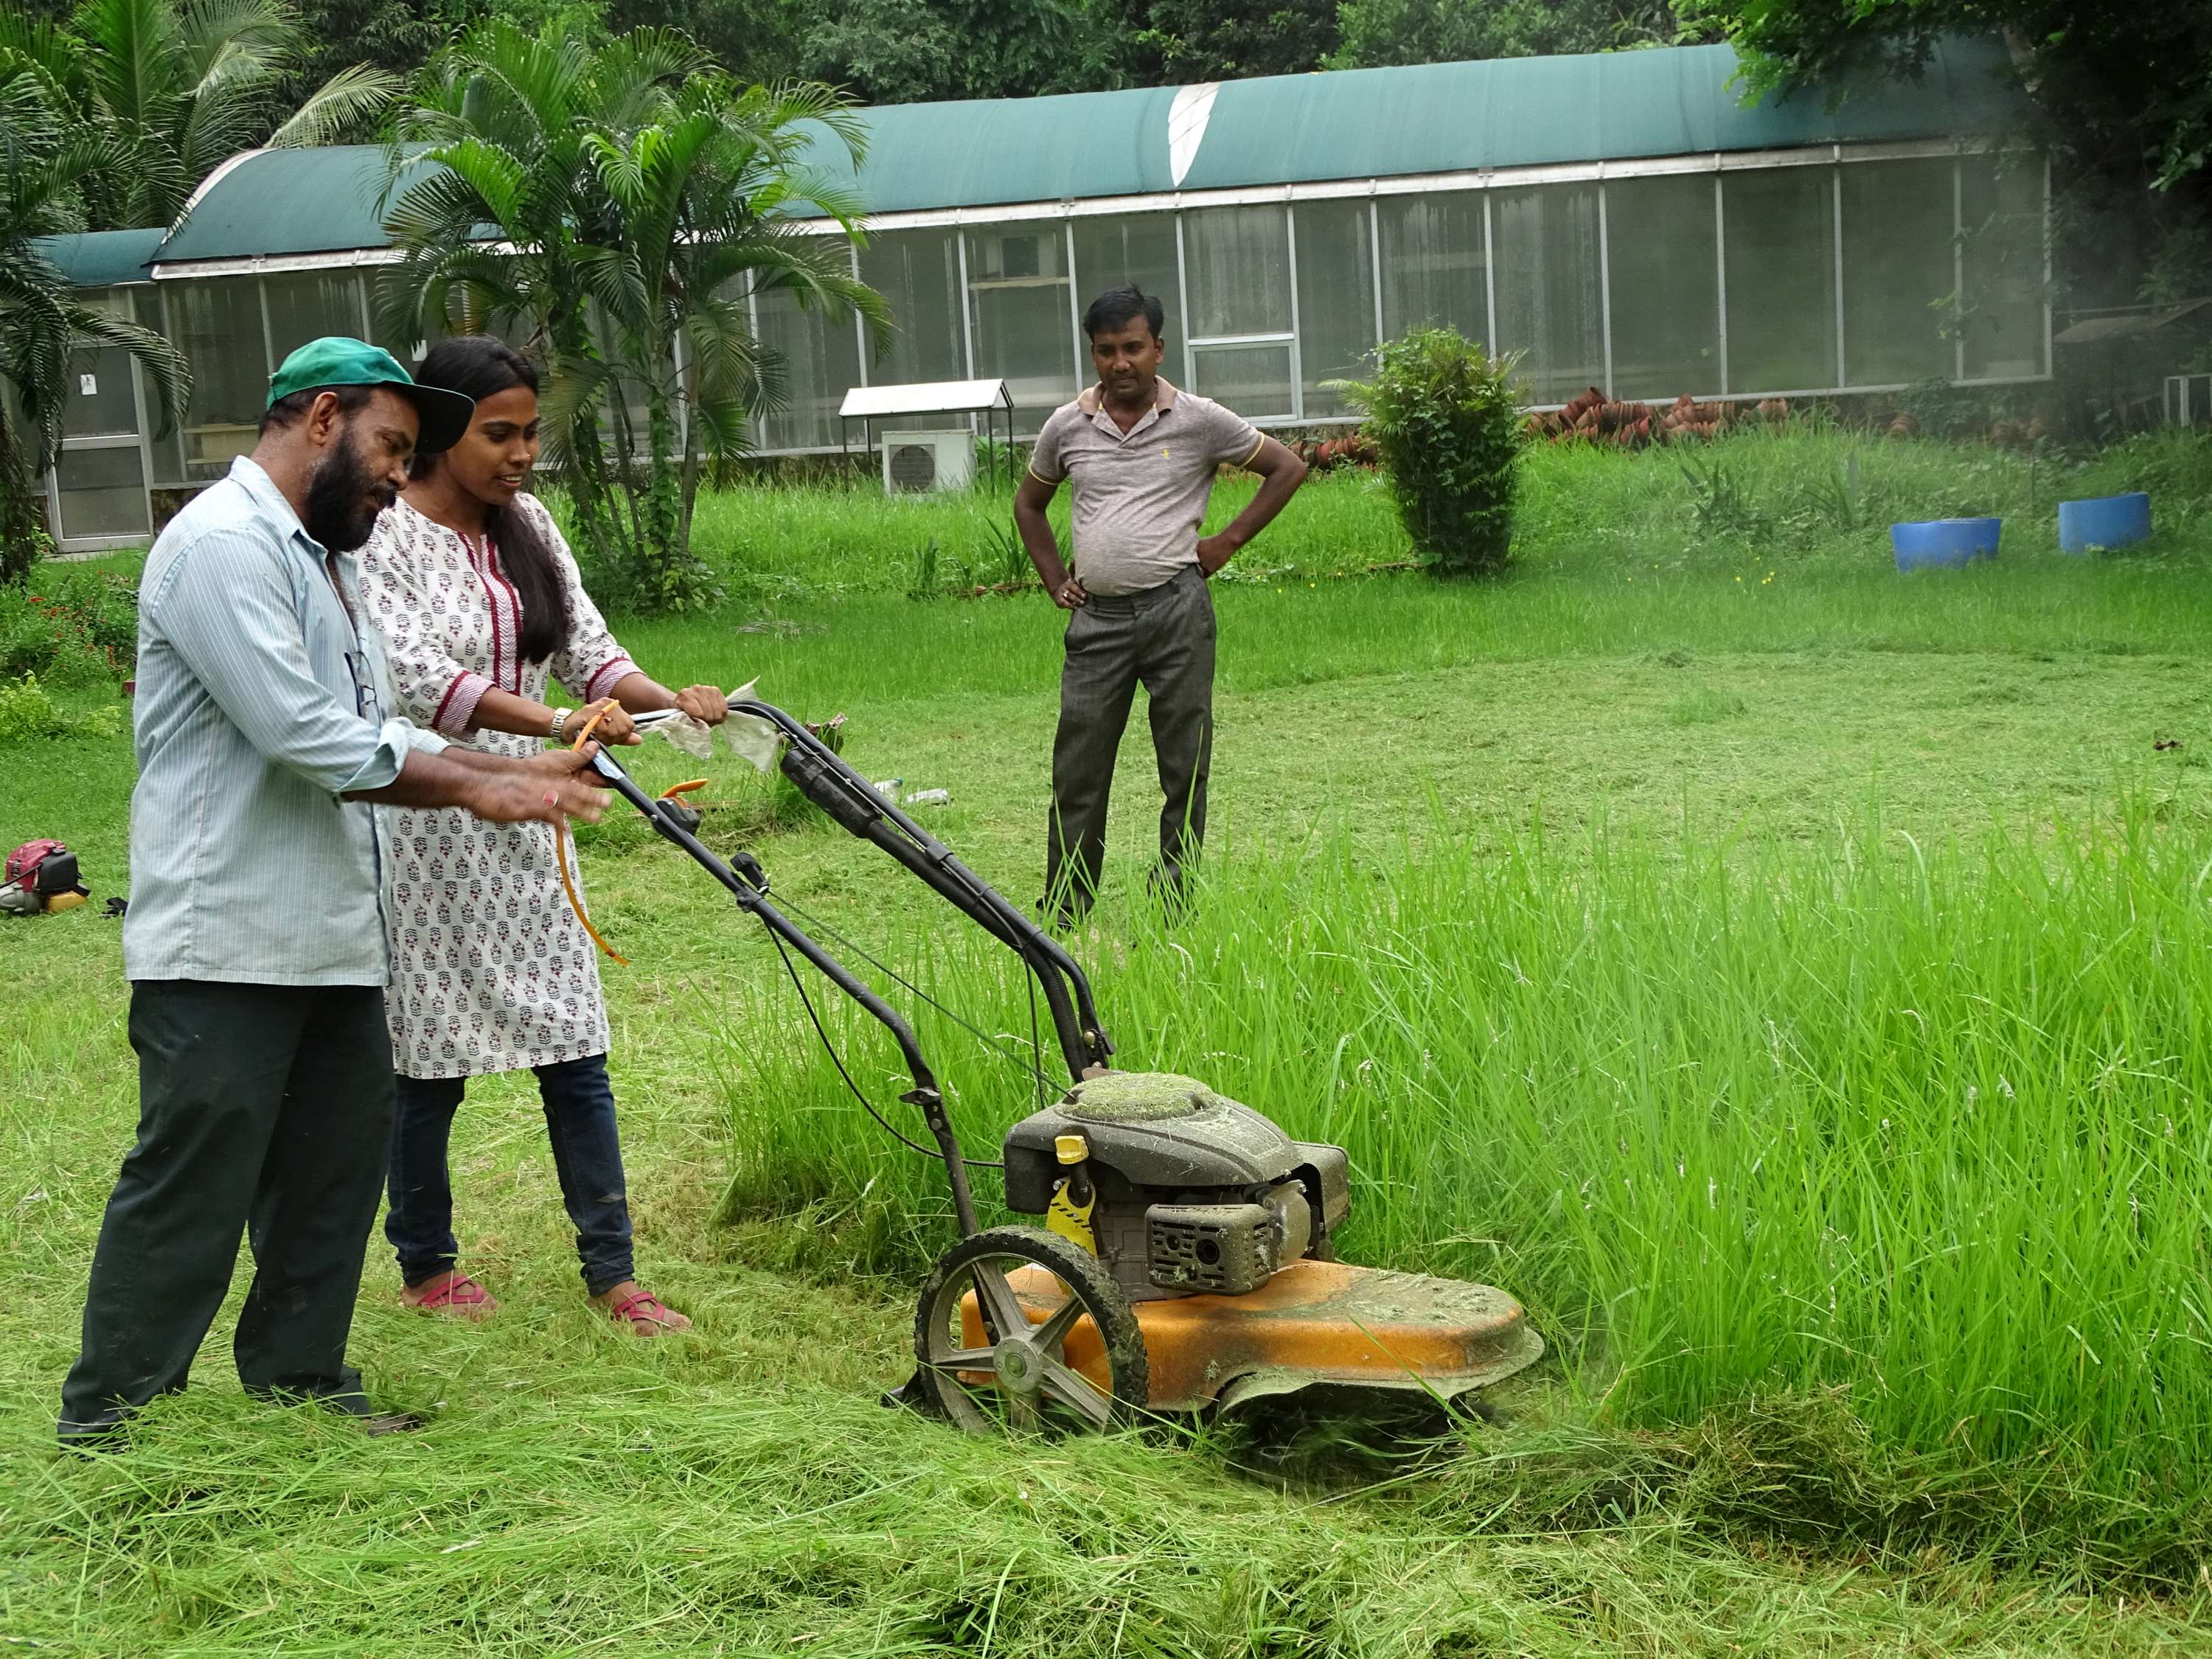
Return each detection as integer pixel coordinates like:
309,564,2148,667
302,428,395,553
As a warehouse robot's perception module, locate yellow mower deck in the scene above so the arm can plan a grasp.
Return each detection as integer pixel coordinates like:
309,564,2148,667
962,1257,1543,1413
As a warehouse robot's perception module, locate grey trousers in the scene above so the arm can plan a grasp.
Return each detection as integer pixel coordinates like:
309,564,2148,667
1046,565,1216,917
60,980,395,1445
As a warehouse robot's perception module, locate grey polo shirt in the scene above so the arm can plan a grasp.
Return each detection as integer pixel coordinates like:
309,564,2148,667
1028,378,1263,597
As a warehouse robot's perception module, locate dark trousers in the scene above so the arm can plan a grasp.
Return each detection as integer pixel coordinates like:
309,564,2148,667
1046,565,1217,919
60,980,395,1445
384,1053,635,1298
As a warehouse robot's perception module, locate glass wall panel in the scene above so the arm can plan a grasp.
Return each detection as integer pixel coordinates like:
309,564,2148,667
1605,175,1722,399
1840,159,1954,386
63,308,142,439
1722,166,1839,393
167,278,269,481
54,445,149,540
966,223,1077,434
1183,205,1291,340
858,228,966,409
1491,182,1604,404
1071,214,1181,358
756,285,863,451
265,271,366,365
1377,192,1486,341
1295,200,1375,418
1960,154,2045,380
1191,343,1295,420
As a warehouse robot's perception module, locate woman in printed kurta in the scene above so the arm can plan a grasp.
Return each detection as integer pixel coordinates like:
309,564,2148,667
358,336,728,1334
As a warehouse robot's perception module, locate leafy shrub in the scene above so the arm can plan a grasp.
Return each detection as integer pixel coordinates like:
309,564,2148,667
1331,327,1522,577
0,673,124,745
0,569,139,685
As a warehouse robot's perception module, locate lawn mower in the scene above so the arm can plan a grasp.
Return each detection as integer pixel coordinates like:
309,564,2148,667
584,705,1543,1433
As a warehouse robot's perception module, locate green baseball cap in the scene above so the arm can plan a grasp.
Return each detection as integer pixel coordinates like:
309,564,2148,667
265,337,476,454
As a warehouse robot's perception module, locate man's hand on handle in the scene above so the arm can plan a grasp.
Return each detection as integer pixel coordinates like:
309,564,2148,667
487,746,610,827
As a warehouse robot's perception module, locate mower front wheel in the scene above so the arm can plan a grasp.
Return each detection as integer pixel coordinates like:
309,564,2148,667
913,1225,1149,1435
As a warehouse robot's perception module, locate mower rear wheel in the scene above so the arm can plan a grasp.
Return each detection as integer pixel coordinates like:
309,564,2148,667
913,1225,1148,1435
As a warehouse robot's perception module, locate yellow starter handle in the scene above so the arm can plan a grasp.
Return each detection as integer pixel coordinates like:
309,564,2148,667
1046,1132,1097,1254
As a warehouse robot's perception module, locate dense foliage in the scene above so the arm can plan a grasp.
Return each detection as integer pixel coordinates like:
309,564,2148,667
1,0,395,231
1333,327,1523,577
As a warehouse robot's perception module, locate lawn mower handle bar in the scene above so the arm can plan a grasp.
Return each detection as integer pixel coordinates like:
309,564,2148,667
729,700,1114,1082
585,743,982,1238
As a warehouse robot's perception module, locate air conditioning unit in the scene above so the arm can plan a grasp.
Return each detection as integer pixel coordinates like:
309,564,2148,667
881,429,975,495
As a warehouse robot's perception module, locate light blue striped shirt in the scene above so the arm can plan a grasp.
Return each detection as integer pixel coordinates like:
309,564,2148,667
123,456,448,985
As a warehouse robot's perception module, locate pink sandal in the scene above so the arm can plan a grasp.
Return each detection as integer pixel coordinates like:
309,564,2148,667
594,1284,692,1335
401,1269,498,1320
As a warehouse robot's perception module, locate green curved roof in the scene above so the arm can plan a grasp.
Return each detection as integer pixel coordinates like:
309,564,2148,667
154,146,442,265
131,39,2031,271
1180,38,2022,192
813,83,1183,212
34,228,165,287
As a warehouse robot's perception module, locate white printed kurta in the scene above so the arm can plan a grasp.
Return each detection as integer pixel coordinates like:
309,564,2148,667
358,494,638,1079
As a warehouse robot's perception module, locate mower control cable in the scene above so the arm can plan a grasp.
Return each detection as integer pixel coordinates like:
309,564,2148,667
764,926,1004,1170
753,880,1065,1102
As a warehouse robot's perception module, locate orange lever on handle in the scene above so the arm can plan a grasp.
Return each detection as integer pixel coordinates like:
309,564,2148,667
555,703,627,966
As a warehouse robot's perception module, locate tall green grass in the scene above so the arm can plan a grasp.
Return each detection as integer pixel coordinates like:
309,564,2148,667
708,795,2212,1575
675,425,2212,605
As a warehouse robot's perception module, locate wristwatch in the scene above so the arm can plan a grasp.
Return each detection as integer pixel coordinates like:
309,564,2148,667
549,707,571,742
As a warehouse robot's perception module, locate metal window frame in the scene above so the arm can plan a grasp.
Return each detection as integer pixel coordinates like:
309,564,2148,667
1952,157,1967,383
1481,192,1498,353
1713,173,1730,394
1367,196,1385,344
42,287,161,553
1596,182,1613,394
1830,161,1847,389
1284,204,1304,420
139,133,2034,462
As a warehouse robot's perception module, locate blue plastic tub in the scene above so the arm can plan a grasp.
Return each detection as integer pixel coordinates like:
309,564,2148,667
1891,518,2002,571
2058,492,2151,554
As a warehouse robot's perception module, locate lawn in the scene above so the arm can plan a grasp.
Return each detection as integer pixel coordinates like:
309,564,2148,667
6,428,2212,1653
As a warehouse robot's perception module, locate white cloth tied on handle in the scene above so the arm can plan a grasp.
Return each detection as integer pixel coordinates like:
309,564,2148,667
635,678,781,772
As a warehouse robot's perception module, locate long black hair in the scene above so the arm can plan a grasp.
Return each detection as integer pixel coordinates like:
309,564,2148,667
408,335,570,664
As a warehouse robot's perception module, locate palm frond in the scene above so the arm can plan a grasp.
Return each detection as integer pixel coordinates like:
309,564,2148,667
75,0,179,133
266,63,396,147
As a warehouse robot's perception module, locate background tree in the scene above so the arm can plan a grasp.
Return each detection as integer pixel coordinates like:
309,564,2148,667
0,79,188,583
1138,0,1338,81
1335,0,1683,68
796,0,1140,104
381,18,886,610
7,0,396,232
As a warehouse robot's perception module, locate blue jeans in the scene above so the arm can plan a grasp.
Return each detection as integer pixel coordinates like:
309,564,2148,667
384,1053,635,1298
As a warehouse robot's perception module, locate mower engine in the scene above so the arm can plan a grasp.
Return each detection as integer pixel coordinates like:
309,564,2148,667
1002,1072,1349,1302
1,841,89,917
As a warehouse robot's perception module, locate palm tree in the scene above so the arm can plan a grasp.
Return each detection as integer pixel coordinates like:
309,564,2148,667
2,0,395,231
378,18,888,611
0,77,188,582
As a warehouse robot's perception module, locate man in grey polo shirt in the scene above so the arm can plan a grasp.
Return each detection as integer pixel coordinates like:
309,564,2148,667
1015,284,1307,923
59,339,609,1448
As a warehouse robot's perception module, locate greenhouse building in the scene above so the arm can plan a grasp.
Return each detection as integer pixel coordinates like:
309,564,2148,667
37,38,2047,550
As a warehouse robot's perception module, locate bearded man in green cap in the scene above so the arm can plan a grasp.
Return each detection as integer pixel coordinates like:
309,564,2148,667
59,340,612,1448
